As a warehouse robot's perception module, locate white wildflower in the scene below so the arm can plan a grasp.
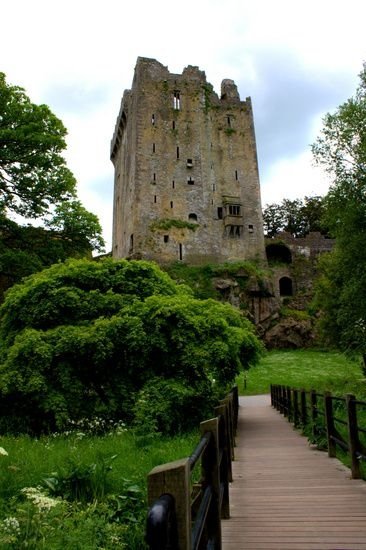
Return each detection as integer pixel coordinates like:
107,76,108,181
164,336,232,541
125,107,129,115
1,517,20,536
21,487,61,512
0,447,8,456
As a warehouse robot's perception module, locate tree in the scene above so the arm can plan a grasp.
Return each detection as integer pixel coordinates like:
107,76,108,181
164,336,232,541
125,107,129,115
46,200,105,254
0,72,105,295
0,207,105,302
0,258,262,433
312,65,366,360
263,196,327,238
0,72,76,218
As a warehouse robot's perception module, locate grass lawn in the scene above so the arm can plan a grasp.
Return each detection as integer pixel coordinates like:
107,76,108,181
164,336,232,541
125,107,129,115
237,349,366,398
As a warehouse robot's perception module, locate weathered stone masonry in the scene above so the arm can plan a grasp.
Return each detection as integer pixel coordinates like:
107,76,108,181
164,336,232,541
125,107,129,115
111,57,266,264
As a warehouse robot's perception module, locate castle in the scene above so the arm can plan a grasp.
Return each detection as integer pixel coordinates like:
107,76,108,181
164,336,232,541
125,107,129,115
111,57,265,264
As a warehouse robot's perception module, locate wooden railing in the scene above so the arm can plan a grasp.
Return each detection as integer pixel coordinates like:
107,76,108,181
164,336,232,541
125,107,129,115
145,386,239,549
271,384,366,479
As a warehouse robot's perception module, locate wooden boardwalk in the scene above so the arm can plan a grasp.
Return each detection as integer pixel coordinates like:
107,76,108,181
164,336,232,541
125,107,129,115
221,394,366,550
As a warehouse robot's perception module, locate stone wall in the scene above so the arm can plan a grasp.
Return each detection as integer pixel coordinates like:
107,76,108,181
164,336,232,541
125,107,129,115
111,57,265,265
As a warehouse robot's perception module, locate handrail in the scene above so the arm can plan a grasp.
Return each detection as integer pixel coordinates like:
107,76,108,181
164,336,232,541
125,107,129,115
146,386,239,549
271,384,366,479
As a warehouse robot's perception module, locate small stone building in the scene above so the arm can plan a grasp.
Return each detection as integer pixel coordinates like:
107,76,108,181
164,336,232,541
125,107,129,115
111,57,265,264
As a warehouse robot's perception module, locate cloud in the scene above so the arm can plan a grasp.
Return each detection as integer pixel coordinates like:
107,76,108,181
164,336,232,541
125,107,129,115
260,150,330,207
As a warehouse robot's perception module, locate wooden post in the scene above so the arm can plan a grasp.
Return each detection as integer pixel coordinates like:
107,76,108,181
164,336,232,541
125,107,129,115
219,397,234,461
310,390,317,441
147,458,191,549
230,386,239,435
324,391,336,458
286,386,292,421
293,389,299,427
279,385,285,414
300,389,307,428
215,403,233,484
200,417,222,547
346,394,362,479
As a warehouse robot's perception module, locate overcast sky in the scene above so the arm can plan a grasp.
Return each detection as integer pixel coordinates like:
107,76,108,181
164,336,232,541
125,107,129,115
1,0,365,249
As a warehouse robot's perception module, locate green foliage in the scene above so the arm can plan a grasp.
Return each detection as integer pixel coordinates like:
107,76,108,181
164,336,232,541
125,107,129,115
263,196,327,238
224,127,236,136
164,260,266,300
45,200,105,253
0,258,261,433
0,73,76,218
280,308,311,321
202,83,214,114
0,73,105,299
0,428,198,548
312,65,366,357
150,218,198,231
43,454,117,503
0,211,105,301
133,378,219,436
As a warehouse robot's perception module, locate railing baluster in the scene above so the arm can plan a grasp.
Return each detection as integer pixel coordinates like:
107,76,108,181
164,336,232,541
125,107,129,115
310,389,318,441
293,389,299,427
324,391,336,458
346,394,362,479
300,389,307,428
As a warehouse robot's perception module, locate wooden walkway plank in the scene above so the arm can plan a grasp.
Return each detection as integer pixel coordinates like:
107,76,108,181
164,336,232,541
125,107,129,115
222,394,366,549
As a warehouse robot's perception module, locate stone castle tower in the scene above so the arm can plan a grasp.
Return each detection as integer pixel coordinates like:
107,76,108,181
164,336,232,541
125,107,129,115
111,57,265,264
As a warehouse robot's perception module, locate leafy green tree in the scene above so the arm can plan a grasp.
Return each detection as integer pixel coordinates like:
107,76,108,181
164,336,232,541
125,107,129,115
312,65,366,361
0,258,262,434
263,196,327,238
0,207,105,302
0,72,76,218
46,200,105,254
0,73,105,296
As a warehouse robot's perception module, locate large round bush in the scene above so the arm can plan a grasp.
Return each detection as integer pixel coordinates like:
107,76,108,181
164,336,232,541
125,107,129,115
0,258,262,433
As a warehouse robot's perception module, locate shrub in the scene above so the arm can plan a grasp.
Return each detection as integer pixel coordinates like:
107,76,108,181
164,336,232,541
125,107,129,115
133,378,217,435
0,258,262,434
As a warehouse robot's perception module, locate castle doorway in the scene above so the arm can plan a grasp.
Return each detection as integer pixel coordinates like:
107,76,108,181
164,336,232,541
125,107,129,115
279,276,293,297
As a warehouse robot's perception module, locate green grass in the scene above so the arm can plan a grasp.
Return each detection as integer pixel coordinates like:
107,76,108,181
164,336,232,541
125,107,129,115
0,428,198,549
238,349,366,398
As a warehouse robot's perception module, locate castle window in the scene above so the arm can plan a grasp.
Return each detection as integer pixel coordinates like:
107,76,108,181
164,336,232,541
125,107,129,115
235,170,238,181
217,207,223,219
170,201,173,208
151,114,155,125
229,204,241,216
173,91,181,110
164,235,169,243
227,116,231,127
172,121,176,130
172,180,175,189
154,195,157,203
153,143,156,153
186,158,193,168
187,176,195,185
176,147,180,159
153,173,156,182
248,224,254,233
129,234,134,253
179,243,183,261
188,213,198,221
228,225,241,238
